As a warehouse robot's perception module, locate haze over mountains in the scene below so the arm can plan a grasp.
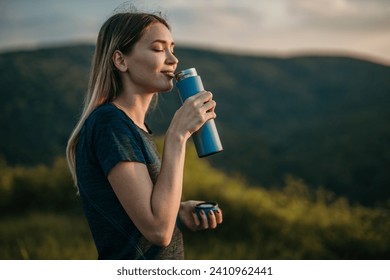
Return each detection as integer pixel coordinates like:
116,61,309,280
0,45,389,206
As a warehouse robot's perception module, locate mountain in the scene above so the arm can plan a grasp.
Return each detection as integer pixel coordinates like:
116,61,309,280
0,45,389,206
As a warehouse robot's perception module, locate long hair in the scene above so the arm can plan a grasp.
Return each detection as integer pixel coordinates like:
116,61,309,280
66,12,170,187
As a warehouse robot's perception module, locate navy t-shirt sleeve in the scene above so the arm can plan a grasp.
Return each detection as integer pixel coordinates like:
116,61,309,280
91,109,146,177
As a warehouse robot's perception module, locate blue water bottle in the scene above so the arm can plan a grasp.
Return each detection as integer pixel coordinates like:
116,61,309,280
175,68,223,157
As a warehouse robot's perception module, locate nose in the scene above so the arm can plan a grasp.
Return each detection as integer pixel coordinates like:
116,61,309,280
166,50,179,65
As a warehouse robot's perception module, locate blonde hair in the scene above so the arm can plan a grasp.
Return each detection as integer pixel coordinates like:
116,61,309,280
66,12,169,187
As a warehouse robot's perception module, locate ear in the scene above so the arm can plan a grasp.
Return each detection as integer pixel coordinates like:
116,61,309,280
112,50,127,72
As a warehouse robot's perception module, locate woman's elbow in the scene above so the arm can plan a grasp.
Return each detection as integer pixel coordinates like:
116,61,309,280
147,230,173,247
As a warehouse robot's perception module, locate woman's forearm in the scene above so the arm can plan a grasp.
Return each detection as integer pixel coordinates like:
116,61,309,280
149,130,188,246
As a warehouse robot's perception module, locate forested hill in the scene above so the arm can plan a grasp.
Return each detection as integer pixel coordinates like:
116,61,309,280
0,45,389,206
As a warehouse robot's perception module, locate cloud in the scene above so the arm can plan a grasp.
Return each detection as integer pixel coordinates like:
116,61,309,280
0,0,389,64
0,0,123,49
287,0,390,31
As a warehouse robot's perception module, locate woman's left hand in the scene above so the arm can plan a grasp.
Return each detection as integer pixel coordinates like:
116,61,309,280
178,200,223,231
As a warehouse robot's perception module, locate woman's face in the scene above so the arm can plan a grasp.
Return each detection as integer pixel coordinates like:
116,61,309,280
123,22,178,94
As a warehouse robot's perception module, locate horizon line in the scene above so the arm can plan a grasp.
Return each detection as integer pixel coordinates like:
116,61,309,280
1,40,389,67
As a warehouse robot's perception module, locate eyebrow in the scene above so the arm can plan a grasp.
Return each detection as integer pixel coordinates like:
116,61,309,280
151,39,175,46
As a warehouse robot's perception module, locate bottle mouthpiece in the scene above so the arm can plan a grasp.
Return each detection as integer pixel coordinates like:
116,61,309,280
175,68,198,82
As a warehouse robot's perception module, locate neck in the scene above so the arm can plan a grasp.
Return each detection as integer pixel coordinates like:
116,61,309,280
112,92,154,131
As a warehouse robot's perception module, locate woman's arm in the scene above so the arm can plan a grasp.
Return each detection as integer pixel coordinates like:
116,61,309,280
108,91,216,247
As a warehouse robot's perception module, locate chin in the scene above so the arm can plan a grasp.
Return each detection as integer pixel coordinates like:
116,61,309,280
159,84,174,93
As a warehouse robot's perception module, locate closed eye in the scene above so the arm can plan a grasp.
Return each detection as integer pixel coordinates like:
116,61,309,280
151,39,175,54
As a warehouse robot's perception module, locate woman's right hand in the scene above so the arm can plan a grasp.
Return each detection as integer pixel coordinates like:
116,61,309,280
168,91,217,141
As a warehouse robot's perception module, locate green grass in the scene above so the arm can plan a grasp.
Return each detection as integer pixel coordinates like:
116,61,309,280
0,148,389,259
0,212,96,259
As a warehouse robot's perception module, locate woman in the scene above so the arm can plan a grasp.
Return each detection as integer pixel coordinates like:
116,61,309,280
66,11,223,260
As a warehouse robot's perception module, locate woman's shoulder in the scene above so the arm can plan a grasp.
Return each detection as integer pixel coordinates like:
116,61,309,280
88,103,125,124
91,103,119,117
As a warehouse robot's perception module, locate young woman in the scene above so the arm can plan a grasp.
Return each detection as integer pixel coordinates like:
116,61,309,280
66,11,223,259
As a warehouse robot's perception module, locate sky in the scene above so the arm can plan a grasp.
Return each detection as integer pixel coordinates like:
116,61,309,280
1,0,389,65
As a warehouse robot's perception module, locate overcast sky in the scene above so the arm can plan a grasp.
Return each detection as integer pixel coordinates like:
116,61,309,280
1,0,389,65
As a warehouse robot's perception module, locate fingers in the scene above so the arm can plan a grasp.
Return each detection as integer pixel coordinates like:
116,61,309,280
208,210,217,229
201,99,216,114
193,91,217,120
191,210,207,231
208,209,223,229
200,210,209,229
193,209,223,231
215,209,223,224
176,91,216,136
188,90,213,105
186,91,216,115
192,211,200,227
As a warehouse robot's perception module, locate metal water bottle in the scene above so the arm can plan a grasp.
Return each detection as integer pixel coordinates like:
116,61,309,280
175,68,223,157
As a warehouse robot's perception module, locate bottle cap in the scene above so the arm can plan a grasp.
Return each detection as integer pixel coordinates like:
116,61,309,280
195,201,219,219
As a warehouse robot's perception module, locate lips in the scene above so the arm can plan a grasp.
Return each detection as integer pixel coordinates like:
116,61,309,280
161,71,175,78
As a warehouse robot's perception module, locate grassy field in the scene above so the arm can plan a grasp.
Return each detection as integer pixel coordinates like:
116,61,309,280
0,212,96,259
1,147,389,259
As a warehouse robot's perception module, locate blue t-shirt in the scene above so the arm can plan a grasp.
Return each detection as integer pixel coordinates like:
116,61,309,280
76,103,184,259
